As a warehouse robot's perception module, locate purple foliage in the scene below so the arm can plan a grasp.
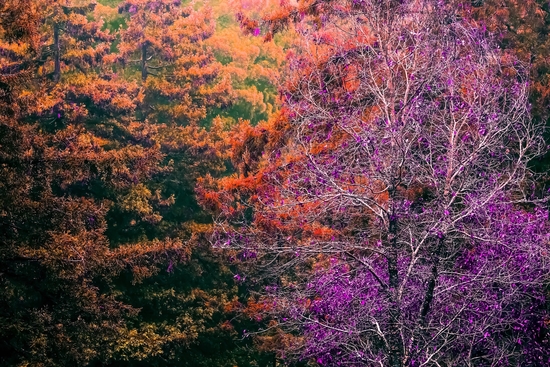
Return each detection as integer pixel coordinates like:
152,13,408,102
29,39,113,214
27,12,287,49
214,0,550,366
291,205,549,366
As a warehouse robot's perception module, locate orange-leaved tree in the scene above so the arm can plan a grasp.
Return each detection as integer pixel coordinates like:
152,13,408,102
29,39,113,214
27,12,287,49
0,1,189,365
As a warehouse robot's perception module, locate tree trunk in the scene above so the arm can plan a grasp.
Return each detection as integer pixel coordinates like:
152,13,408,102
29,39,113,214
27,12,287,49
53,24,60,82
141,42,148,81
387,212,403,367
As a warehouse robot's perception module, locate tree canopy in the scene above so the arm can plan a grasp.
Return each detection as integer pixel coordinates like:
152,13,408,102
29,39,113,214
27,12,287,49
202,0,550,366
1,0,550,366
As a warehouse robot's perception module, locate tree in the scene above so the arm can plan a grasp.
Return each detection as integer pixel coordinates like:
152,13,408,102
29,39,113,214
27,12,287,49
90,2,279,365
0,2,187,365
203,0,292,125
239,0,550,173
116,0,231,124
1,1,280,366
468,0,550,180
109,0,234,237
469,0,550,125
200,0,550,366
0,0,146,141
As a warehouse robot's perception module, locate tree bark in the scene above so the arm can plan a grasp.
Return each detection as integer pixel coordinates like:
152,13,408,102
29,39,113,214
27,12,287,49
141,42,148,81
387,211,404,367
53,24,60,82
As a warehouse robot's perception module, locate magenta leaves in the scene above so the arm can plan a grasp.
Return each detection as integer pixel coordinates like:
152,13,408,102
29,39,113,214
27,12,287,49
208,1,550,366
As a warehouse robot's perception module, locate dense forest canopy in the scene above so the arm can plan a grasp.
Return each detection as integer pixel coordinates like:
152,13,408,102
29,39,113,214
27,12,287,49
0,0,549,366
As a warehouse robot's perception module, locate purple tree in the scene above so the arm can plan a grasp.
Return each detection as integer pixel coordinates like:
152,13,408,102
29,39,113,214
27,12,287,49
207,1,550,366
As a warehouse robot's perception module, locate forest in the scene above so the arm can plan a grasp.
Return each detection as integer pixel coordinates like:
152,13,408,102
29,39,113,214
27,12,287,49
0,0,549,366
